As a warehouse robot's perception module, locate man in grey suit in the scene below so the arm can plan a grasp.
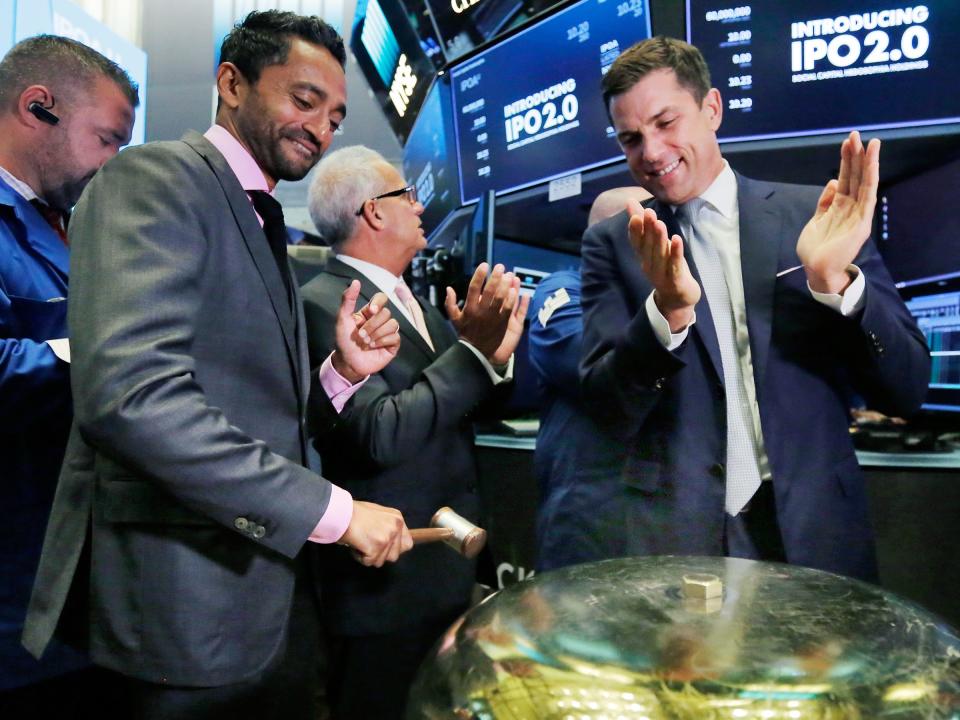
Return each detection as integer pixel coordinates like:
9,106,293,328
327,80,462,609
302,145,528,718
23,12,412,719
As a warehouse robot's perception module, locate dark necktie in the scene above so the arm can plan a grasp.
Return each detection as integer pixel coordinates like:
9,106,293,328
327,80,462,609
30,199,69,245
248,190,292,307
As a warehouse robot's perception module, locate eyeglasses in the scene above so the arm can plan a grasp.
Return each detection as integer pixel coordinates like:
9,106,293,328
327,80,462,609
355,185,418,216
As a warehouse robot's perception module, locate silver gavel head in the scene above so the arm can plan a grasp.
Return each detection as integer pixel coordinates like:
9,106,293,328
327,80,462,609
431,506,487,559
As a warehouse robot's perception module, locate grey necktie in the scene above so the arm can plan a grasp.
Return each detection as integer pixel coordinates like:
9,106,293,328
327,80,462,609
679,198,762,516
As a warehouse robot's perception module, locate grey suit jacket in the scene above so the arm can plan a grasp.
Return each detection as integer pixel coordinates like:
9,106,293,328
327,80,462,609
301,258,496,635
23,131,338,686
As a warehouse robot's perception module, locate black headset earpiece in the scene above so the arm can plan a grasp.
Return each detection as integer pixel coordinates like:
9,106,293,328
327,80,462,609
27,101,60,126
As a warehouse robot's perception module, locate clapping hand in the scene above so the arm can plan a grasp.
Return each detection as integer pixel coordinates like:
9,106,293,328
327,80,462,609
627,200,701,332
445,263,529,365
797,130,880,294
331,280,401,383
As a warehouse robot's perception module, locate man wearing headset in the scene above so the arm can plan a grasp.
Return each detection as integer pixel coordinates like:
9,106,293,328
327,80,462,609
0,35,138,712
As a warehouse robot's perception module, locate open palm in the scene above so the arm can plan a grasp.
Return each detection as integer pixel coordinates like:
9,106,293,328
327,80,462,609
797,131,880,294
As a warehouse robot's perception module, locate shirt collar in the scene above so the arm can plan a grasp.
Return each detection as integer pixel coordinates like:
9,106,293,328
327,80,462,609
336,254,402,296
670,160,738,219
203,125,272,194
0,165,39,202
700,160,738,219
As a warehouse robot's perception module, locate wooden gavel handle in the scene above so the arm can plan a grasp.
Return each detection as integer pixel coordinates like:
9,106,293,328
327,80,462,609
410,527,455,544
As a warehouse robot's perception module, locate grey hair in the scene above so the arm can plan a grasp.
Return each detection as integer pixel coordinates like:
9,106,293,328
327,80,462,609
308,145,393,248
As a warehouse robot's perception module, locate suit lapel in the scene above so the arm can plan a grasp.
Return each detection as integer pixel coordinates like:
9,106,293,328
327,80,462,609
292,280,312,420
325,258,438,362
657,199,723,383
421,300,456,352
736,174,780,393
180,132,299,371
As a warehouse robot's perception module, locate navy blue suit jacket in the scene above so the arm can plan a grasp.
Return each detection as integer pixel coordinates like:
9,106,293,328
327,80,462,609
580,173,930,581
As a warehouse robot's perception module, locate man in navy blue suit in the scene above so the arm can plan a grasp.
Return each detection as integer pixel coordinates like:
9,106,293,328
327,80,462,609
580,37,930,581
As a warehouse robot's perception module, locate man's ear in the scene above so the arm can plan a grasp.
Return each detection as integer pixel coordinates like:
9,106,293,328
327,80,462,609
215,62,247,111
359,200,386,230
703,87,723,131
18,85,56,127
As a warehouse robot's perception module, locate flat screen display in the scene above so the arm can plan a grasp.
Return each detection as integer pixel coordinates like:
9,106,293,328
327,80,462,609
394,0,447,69
878,157,960,414
449,0,652,204
687,1,960,143
492,238,580,296
351,0,436,143
402,76,460,239
425,0,523,61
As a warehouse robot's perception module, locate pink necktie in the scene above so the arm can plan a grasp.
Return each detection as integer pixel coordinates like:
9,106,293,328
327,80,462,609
395,281,434,351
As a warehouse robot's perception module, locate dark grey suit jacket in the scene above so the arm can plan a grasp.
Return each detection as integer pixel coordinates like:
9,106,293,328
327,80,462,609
301,258,497,636
23,132,338,686
580,173,930,581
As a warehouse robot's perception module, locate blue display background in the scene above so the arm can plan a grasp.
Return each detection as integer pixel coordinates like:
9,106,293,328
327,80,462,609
402,76,460,238
0,0,14,57
450,0,651,203
688,0,960,143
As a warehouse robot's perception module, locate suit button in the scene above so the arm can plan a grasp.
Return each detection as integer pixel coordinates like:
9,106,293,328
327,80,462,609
253,525,266,539
710,463,725,478
234,517,249,531
653,377,665,391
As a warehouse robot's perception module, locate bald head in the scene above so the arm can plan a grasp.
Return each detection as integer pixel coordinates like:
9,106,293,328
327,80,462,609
588,186,652,227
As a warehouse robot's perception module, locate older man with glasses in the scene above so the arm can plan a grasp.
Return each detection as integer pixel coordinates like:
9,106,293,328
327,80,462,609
301,144,528,719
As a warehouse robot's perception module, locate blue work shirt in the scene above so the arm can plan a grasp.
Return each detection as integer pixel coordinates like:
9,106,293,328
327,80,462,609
0,174,85,689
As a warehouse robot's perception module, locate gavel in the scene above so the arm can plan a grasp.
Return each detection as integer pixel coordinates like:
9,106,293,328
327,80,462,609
409,507,486,559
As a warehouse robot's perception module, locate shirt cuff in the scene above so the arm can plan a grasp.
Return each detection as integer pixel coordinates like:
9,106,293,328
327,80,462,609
308,484,354,544
45,338,70,363
808,264,866,316
645,292,695,351
458,340,515,384
318,353,368,413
